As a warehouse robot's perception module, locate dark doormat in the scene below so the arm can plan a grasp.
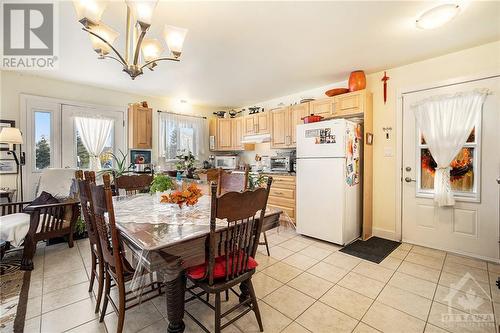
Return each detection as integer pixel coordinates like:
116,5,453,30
340,237,401,264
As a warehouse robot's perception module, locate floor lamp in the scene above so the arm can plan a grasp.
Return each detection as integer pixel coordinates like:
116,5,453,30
0,127,25,201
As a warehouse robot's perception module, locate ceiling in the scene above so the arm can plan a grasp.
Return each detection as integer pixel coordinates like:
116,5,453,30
31,1,500,107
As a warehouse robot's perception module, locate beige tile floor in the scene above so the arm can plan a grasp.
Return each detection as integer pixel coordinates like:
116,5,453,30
23,229,500,333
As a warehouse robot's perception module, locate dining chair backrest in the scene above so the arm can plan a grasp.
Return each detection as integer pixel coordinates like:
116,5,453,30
115,174,153,195
89,172,125,278
75,170,100,252
217,166,249,196
207,177,272,285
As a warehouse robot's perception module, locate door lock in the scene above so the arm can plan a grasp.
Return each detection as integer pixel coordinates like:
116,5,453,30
405,166,412,172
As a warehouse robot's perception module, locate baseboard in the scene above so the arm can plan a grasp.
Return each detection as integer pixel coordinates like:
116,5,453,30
372,227,399,242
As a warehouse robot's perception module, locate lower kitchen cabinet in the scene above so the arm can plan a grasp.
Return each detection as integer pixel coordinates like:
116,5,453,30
265,174,296,224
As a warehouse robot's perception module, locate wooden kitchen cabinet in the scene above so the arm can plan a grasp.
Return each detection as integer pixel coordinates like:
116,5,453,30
244,112,270,135
334,90,366,117
265,174,296,224
270,108,288,148
128,104,152,149
309,98,333,117
289,104,309,146
209,117,250,151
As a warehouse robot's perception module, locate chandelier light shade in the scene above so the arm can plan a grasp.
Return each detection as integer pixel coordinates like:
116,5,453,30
126,0,158,25
416,4,461,30
164,25,188,58
73,0,107,23
88,23,119,55
73,0,187,79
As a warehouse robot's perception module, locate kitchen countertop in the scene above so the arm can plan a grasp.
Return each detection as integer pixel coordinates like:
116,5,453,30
231,170,296,177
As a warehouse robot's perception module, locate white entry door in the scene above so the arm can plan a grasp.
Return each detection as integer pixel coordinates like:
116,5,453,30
402,76,500,261
22,96,125,200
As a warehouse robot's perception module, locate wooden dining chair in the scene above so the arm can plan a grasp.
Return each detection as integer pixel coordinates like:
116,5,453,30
114,174,153,195
75,170,104,314
216,166,249,196
185,178,273,333
217,166,271,256
89,172,163,333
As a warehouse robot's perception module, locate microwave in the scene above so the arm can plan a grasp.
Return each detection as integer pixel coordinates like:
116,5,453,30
215,156,239,170
270,156,292,172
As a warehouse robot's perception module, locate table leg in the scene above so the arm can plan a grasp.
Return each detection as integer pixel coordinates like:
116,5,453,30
165,272,187,333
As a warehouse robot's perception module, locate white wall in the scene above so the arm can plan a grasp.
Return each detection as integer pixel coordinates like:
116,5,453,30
0,71,219,190
238,40,500,238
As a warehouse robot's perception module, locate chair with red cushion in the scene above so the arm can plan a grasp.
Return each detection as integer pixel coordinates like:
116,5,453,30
185,177,273,333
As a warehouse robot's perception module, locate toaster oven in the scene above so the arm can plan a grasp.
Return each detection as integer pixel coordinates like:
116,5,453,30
214,156,239,170
270,156,292,172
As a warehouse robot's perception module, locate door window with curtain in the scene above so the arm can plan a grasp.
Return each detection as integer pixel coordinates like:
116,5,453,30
158,112,208,161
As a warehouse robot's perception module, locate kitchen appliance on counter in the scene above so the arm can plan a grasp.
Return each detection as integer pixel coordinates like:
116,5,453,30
214,155,239,170
270,156,292,172
296,119,362,245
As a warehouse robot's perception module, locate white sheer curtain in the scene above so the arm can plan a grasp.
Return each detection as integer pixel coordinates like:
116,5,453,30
75,117,113,170
158,112,208,161
412,90,487,206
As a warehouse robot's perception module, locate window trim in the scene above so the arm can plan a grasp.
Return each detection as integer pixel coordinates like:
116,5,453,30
415,118,482,203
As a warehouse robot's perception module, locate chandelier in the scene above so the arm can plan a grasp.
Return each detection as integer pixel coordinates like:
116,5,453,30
73,0,188,79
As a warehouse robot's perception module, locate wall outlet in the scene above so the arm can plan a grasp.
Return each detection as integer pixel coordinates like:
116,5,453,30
384,147,393,157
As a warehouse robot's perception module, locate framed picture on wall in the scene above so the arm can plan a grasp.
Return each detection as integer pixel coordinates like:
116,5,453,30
0,120,16,151
0,159,17,174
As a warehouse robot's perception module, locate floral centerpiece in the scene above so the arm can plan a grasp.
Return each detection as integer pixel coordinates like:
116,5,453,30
175,150,197,178
160,183,202,208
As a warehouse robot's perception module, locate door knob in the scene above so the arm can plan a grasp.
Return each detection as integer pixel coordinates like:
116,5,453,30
405,177,416,183
497,177,500,184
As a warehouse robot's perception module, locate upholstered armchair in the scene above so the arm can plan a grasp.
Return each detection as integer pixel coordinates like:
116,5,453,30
0,168,80,270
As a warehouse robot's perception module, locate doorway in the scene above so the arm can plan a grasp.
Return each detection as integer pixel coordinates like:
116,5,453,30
401,76,500,261
21,95,125,200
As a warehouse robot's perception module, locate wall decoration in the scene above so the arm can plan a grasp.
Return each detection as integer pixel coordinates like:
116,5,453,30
366,133,373,145
0,120,15,151
381,71,390,104
130,150,152,164
0,159,17,174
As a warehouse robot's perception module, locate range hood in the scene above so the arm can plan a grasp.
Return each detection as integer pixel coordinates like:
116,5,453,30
241,133,271,144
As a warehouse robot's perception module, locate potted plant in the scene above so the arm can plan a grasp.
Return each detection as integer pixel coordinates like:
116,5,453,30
98,149,131,178
175,150,197,178
150,174,176,202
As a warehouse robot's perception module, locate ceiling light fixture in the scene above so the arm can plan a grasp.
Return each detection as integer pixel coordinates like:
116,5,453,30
73,0,188,79
416,4,461,30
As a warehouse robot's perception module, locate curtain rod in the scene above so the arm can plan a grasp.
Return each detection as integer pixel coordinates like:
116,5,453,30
157,110,207,119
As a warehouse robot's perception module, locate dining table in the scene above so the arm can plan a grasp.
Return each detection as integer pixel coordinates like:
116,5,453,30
112,191,282,333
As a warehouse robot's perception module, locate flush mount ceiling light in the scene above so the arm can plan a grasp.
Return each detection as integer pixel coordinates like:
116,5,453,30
73,0,188,79
416,4,461,30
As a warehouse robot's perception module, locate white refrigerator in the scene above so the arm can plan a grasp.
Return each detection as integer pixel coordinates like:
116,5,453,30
296,119,362,245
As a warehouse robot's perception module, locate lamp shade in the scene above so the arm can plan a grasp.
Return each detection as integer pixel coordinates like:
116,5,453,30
126,0,158,26
164,25,188,58
88,23,119,55
141,38,164,62
0,127,23,145
73,0,107,23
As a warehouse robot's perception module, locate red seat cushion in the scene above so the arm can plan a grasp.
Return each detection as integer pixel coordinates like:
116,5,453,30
187,252,258,280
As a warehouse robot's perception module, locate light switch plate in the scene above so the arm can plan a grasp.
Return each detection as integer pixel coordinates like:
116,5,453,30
384,147,393,157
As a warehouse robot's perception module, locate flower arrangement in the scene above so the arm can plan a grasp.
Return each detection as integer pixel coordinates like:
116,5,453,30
160,183,202,208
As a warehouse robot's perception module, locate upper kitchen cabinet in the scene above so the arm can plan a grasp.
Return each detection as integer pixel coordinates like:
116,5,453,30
128,104,152,149
310,98,333,117
270,103,309,148
209,117,250,151
334,90,368,117
289,103,309,146
244,112,270,135
217,118,233,150
270,107,288,148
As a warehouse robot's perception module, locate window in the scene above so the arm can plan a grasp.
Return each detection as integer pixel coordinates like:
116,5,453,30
75,127,114,169
34,111,51,170
418,128,479,200
158,113,207,161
